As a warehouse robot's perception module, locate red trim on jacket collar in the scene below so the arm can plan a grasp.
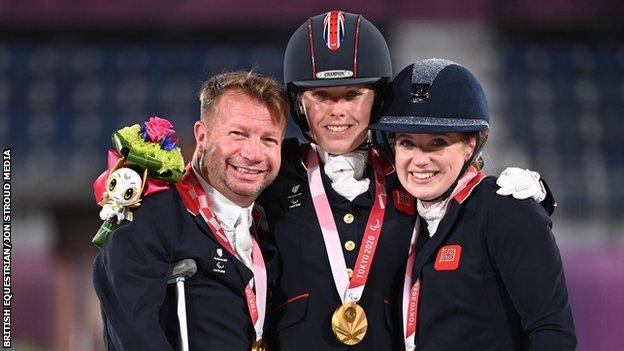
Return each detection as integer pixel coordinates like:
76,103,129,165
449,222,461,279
453,171,486,204
175,163,201,216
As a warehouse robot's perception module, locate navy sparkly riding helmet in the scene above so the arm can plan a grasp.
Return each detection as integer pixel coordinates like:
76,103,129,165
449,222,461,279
370,58,490,134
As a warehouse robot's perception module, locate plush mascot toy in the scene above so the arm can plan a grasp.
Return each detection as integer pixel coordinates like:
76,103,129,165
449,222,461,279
91,116,185,248
99,167,147,224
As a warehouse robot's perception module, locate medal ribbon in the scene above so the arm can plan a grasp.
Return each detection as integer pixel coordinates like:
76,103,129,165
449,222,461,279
401,168,485,351
176,167,267,341
402,218,421,351
306,145,387,303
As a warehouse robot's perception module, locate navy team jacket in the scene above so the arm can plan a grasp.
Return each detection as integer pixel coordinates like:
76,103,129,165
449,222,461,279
93,188,278,350
405,176,576,350
258,139,416,350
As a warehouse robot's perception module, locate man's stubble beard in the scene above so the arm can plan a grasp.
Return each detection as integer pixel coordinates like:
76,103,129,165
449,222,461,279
196,146,275,199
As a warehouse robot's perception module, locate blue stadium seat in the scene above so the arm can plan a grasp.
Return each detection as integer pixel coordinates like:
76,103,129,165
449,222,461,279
5,39,292,195
501,40,624,220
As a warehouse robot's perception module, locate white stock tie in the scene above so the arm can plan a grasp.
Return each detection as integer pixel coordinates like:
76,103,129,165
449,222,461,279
234,212,254,271
416,198,450,237
320,150,370,202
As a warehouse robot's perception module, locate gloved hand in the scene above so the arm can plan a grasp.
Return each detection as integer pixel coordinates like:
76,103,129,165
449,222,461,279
496,167,546,203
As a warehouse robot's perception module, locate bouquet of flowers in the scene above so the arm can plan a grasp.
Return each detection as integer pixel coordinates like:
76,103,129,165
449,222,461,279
92,116,185,248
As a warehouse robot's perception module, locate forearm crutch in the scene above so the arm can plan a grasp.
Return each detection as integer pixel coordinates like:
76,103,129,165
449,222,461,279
167,259,198,351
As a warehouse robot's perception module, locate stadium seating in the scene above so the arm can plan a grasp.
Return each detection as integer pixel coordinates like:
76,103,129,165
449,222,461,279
3,38,622,220
501,40,624,219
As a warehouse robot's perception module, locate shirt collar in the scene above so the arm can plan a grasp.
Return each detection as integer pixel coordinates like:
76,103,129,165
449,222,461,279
192,166,253,230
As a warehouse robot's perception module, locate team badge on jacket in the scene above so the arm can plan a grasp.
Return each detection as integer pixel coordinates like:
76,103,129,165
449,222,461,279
393,188,415,215
212,248,228,274
434,245,462,271
286,183,304,210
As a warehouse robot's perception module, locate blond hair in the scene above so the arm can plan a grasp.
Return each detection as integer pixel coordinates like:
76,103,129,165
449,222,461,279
198,71,289,126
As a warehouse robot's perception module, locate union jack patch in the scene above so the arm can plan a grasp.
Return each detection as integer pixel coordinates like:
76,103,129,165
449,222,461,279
434,245,462,271
393,188,414,215
323,11,345,51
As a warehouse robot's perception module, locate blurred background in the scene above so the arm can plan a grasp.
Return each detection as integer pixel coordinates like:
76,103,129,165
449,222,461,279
2,0,623,350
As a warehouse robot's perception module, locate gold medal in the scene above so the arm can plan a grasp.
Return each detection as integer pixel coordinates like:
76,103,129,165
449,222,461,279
331,302,368,345
251,339,268,351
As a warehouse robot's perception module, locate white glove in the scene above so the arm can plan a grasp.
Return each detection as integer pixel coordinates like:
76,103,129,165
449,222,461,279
496,167,546,203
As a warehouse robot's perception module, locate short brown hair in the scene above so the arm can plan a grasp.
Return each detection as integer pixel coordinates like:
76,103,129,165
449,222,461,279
198,71,289,126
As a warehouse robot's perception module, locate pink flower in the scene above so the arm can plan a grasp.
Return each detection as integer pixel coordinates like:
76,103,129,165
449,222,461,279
142,116,175,142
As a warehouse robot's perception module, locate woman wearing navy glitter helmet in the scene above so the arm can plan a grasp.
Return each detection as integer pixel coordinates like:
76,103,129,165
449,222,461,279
370,58,576,350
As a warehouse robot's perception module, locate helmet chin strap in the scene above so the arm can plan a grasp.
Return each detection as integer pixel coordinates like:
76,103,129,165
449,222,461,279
299,98,309,124
291,92,316,144
354,130,374,151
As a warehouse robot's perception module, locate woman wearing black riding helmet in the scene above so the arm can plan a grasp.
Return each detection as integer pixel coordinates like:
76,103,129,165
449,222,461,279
258,12,551,350
370,59,576,350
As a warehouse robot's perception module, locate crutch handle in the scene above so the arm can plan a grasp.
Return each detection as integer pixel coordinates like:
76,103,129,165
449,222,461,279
167,259,197,351
167,259,197,284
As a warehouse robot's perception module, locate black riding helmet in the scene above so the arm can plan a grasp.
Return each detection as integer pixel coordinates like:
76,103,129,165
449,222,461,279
283,10,392,142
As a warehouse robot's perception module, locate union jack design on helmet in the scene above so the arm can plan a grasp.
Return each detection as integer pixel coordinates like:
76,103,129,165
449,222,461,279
283,11,392,141
322,11,345,51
